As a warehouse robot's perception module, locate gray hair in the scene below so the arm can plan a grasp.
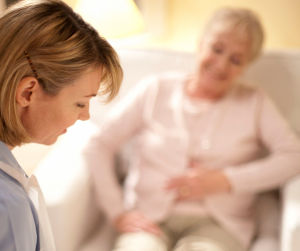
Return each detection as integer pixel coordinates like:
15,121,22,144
203,7,265,61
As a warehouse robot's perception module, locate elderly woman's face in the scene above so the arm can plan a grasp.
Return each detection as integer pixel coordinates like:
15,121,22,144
196,29,251,97
21,68,102,145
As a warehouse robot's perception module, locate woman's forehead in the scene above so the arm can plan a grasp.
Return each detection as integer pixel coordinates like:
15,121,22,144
202,25,251,49
209,23,250,38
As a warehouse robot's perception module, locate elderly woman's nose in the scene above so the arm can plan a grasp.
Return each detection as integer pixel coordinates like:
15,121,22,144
215,57,230,72
215,57,230,74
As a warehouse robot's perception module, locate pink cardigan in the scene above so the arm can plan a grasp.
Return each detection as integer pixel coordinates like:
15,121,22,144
85,72,300,248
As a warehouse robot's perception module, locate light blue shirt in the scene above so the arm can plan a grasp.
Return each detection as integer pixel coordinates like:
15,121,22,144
0,141,40,251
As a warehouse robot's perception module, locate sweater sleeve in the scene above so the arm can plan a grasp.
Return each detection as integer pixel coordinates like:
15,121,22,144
84,76,158,221
224,93,300,194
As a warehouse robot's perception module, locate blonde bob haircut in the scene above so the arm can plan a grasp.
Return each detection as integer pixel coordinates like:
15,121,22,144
0,0,123,147
203,7,265,62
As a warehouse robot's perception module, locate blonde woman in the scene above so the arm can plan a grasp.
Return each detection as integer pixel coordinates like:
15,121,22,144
0,0,122,250
85,7,300,251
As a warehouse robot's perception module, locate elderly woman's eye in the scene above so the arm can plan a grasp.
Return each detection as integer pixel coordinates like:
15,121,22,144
77,104,85,108
231,57,243,66
212,46,222,54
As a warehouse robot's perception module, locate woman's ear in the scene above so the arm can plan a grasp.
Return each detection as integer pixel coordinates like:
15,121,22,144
16,77,40,107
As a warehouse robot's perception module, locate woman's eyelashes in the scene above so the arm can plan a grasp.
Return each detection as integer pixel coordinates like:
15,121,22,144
231,57,242,66
212,46,244,66
212,45,223,54
231,55,246,66
77,103,86,108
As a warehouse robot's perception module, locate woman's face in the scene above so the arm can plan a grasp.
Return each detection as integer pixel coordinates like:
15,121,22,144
21,68,102,145
196,29,251,98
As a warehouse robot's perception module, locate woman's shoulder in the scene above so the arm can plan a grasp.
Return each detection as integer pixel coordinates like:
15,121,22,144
131,71,189,101
157,71,189,84
145,71,190,93
0,170,33,214
0,171,38,249
233,82,267,101
142,71,189,86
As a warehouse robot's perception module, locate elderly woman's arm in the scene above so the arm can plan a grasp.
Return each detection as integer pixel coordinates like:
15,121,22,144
84,76,161,234
223,95,300,194
166,93,300,199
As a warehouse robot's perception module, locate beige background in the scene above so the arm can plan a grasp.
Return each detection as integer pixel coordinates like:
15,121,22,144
3,0,299,174
1,0,299,51
64,0,300,52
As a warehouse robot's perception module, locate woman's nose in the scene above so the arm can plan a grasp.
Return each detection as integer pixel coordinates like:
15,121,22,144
79,104,90,121
79,111,90,121
216,57,229,72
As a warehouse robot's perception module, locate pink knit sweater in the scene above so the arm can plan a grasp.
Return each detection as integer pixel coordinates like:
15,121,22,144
85,72,300,248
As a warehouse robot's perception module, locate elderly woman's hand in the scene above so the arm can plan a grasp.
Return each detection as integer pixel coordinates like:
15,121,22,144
113,211,162,236
165,164,231,201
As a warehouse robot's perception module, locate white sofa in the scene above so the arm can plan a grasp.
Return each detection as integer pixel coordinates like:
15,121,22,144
15,49,300,251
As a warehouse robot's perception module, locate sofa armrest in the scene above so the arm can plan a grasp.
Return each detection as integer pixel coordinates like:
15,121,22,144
35,120,103,251
250,191,279,251
281,174,300,251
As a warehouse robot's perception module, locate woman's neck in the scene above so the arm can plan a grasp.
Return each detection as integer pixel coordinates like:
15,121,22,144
6,144,14,151
185,77,225,101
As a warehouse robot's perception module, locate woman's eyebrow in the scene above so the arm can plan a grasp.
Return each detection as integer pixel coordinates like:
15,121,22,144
84,94,97,97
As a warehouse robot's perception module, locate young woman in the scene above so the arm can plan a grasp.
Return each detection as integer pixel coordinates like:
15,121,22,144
0,0,122,250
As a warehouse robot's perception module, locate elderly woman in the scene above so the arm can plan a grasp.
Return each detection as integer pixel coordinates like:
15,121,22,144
0,0,122,250
85,7,300,251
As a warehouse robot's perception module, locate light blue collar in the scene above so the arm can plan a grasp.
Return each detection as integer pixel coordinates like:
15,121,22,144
0,141,27,177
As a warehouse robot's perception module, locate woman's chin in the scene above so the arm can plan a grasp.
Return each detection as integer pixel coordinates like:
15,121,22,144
32,136,59,146
42,139,58,146
33,129,67,145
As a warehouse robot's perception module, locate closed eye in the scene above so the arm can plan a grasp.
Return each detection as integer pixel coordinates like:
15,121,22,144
231,56,244,66
212,42,223,54
77,104,86,108
213,46,222,54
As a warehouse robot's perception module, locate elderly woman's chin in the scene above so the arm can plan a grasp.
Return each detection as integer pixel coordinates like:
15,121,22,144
196,73,233,97
199,80,232,99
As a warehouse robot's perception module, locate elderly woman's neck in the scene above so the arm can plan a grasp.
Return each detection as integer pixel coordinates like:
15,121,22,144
185,77,227,101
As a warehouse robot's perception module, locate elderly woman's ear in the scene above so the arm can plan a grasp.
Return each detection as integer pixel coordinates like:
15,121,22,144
15,77,41,108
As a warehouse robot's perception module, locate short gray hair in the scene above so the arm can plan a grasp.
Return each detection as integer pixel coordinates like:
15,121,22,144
203,7,265,61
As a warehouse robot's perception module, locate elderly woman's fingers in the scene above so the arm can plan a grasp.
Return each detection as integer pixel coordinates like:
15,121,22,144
114,211,162,236
119,221,161,235
164,168,205,191
132,219,162,235
176,185,206,201
177,170,231,200
164,176,187,190
165,168,230,201
177,185,192,201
